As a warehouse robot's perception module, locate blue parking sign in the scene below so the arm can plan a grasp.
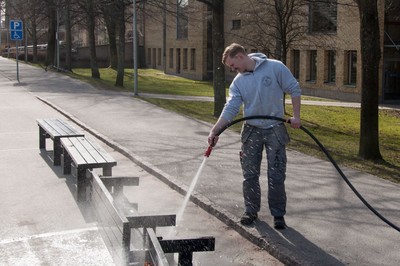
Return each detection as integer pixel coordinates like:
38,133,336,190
10,20,23,41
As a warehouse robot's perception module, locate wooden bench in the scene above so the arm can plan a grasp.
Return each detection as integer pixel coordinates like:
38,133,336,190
37,118,84,165
90,170,174,265
89,170,215,266
61,136,117,201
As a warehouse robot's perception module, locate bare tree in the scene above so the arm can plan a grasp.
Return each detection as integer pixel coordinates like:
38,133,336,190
196,0,226,117
354,0,382,160
44,0,57,66
79,0,100,78
115,0,131,87
28,2,48,63
100,1,118,70
64,0,73,70
236,0,308,63
6,0,48,63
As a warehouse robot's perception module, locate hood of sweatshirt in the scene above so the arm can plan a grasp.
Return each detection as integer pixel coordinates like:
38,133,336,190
248,53,268,71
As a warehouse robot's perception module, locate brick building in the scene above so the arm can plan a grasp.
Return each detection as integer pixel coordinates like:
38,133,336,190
142,0,400,103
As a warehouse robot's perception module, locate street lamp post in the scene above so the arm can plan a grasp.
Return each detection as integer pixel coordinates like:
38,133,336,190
0,7,2,52
133,0,138,96
56,2,60,69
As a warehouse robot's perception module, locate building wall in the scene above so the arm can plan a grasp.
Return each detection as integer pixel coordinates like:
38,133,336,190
143,0,392,102
293,0,363,101
143,0,208,80
223,0,367,102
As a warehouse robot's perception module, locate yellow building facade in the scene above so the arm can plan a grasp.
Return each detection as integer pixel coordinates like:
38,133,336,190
142,0,400,103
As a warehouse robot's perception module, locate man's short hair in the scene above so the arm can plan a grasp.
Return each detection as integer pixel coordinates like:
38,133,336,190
222,43,246,65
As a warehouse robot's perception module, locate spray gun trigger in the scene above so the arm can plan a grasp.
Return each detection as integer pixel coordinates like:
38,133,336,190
204,146,213,157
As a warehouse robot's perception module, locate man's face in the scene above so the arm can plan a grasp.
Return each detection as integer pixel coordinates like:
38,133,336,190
225,54,245,73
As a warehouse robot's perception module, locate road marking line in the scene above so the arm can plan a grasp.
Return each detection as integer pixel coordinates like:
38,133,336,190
0,148,38,152
0,226,98,245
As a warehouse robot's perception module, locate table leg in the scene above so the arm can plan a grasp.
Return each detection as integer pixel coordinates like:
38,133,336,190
76,167,87,202
53,138,62,166
103,166,112,176
39,127,46,149
62,151,72,175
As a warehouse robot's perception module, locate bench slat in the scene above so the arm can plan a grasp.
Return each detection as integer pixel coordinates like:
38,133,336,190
159,237,215,253
61,137,117,167
61,137,88,166
146,228,170,266
69,137,98,164
79,137,116,164
100,176,140,187
52,118,80,136
91,171,130,265
91,195,127,257
126,214,176,229
37,118,82,139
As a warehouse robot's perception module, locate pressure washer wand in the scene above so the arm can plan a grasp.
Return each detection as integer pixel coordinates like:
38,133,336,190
204,145,213,157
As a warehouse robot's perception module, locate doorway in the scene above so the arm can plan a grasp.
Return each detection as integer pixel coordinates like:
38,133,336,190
383,59,400,101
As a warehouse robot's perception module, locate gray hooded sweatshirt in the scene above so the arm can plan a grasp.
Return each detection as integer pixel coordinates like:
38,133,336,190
221,53,301,129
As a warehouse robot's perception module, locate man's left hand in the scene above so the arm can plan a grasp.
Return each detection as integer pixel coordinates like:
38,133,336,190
289,117,301,129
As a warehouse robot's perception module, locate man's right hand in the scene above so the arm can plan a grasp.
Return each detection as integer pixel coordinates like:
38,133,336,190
208,117,229,147
208,132,219,147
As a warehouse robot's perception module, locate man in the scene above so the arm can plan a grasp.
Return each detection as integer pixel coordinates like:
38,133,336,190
208,43,301,229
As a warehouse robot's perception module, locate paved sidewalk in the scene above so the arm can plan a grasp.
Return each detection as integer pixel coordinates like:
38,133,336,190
139,93,400,110
1,57,400,265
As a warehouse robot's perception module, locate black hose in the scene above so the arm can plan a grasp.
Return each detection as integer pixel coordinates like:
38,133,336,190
216,115,400,232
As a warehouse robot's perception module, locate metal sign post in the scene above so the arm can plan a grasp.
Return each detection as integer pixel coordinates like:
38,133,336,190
10,20,23,83
133,0,138,96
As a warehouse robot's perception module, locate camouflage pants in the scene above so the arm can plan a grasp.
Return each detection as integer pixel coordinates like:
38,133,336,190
240,123,290,217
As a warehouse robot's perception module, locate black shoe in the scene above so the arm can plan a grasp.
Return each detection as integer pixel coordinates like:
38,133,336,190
274,216,286,229
240,212,258,225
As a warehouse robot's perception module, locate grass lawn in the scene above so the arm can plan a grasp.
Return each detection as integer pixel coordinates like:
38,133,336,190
70,68,400,183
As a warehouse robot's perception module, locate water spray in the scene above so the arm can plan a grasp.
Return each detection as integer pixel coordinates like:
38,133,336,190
209,115,400,233
172,145,213,236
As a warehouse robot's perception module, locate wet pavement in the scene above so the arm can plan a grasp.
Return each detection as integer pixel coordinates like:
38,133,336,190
0,57,399,265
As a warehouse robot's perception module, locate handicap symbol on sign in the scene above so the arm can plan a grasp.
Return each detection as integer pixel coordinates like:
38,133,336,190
10,20,23,41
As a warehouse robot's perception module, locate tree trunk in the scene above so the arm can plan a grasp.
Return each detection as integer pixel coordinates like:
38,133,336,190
86,0,100,79
115,1,125,87
212,0,226,117
31,19,38,63
45,2,56,66
356,0,382,160
102,5,118,69
65,0,72,71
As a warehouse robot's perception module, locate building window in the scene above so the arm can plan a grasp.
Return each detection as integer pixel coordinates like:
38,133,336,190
190,48,196,70
345,50,357,85
177,0,188,39
309,0,337,33
169,48,174,68
157,48,162,66
325,50,336,83
306,50,317,82
147,48,151,65
183,48,188,70
152,48,156,67
232,20,241,30
176,48,181,73
291,49,300,79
